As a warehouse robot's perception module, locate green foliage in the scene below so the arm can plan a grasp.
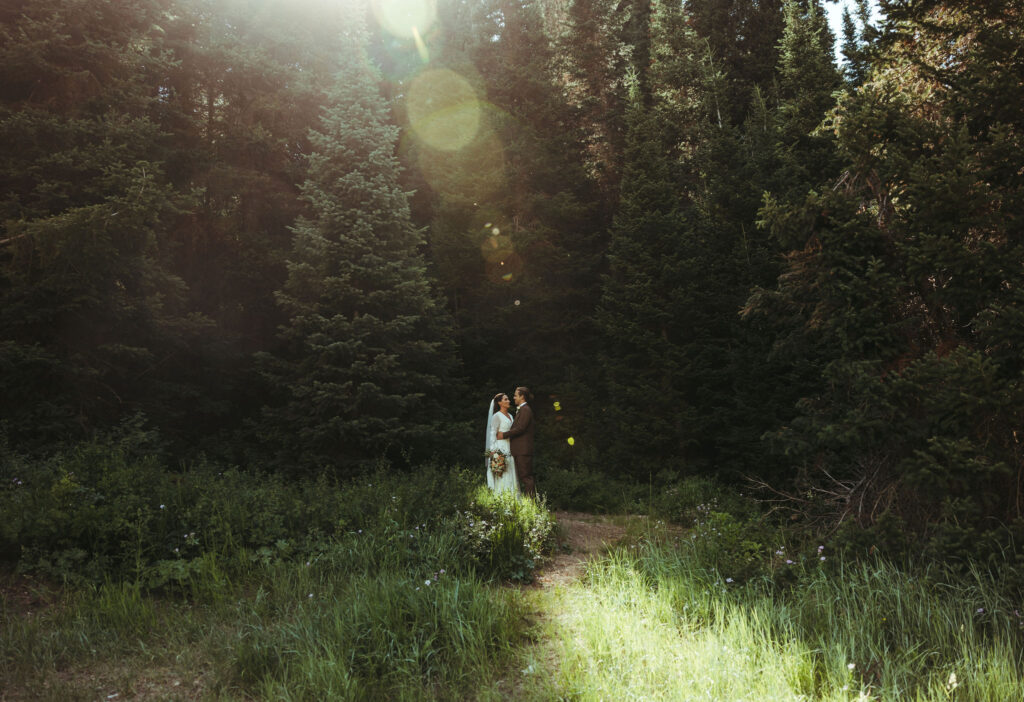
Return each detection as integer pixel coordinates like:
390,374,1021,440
1,500,532,701
555,534,1024,700
0,426,526,587
457,487,557,583
539,462,646,514
257,6,459,474
745,2,1024,561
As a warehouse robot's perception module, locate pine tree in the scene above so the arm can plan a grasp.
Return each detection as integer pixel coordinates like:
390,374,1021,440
395,0,608,458
0,0,205,447
595,1,706,472
687,0,785,125
839,0,877,86
259,7,458,473
770,0,842,210
748,1,1024,560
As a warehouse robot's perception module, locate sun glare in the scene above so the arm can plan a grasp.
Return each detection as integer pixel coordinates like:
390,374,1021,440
372,0,436,39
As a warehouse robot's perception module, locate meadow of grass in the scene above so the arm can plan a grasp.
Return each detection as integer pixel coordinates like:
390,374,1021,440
0,433,556,700
3,436,1023,700
517,520,1024,701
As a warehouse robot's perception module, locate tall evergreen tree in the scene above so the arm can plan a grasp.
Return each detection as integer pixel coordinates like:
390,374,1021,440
748,1,1024,560
0,0,206,448
839,0,878,86
155,0,344,451
393,0,607,460
594,1,706,472
259,7,458,473
687,0,785,125
770,0,842,209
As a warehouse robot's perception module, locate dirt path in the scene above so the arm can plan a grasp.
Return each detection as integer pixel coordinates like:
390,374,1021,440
535,511,629,587
536,511,630,589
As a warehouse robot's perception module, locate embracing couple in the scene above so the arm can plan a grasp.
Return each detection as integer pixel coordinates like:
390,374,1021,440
485,386,536,498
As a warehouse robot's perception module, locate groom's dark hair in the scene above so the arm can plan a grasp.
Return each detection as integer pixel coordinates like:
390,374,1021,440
515,386,533,402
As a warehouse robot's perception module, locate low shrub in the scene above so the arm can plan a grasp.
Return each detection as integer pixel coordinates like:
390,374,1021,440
457,487,558,583
0,428,509,587
539,462,644,513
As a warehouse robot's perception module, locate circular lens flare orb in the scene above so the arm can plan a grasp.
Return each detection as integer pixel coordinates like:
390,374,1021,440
480,234,512,263
407,69,481,151
372,0,436,39
567,437,575,446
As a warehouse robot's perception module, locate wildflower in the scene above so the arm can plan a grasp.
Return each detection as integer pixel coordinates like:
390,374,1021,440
817,545,824,553
159,504,165,509
848,663,855,671
820,556,826,561
976,607,985,614
725,578,734,583
775,549,785,556
439,569,445,575
786,559,794,565
308,593,313,598
424,579,431,586
173,548,179,553
358,529,362,533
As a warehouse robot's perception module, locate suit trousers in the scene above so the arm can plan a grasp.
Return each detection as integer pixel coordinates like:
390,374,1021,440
514,454,535,497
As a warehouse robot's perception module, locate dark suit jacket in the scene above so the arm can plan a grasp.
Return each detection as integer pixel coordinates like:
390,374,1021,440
506,402,535,456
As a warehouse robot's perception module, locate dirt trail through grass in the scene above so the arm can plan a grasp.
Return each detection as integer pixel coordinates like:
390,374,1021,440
536,511,629,588
495,511,634,699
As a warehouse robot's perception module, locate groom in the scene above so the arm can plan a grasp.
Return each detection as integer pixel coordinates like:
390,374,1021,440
497,386,536,497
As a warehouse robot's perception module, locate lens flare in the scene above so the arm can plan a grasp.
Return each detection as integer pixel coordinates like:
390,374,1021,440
567,437,575,446
414,131,505,200
480,234,512,263
407,69,481,151
485,252,522,283
372,0,437,39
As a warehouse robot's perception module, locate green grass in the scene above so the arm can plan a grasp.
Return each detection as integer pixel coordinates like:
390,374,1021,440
3,460,1023,700
517,526,1024,701
1,526,531,701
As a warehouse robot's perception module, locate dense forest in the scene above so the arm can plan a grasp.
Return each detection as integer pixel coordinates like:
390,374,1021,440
3,0,1024,566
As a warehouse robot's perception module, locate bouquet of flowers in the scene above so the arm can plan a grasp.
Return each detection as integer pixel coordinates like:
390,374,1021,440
487,449,508,478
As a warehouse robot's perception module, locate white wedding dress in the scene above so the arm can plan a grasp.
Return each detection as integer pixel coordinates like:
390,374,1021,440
487,411,519,495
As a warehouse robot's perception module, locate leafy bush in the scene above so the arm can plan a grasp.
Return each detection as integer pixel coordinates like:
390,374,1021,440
539,462,646,513
457,487,557,583
0,427,488,586
648,474,758,524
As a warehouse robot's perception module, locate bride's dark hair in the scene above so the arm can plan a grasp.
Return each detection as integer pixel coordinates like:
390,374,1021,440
491,392,506,412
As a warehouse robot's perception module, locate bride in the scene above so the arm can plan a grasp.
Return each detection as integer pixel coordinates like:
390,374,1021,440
485,392,519,495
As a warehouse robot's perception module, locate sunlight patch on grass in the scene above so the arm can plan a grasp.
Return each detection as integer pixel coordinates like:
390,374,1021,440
531,559,842,701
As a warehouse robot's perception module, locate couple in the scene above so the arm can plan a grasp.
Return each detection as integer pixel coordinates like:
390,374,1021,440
485,386,536,497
